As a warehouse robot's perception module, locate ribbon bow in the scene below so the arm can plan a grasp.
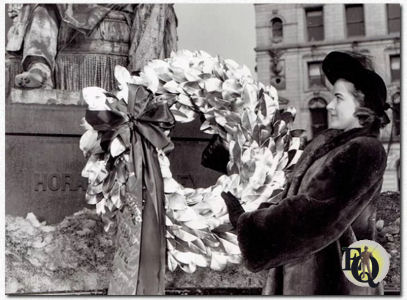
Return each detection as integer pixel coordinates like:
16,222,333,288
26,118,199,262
85,83,175,214
85,84,175,153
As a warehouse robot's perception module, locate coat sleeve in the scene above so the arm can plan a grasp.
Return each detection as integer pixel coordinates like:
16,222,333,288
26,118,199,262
236,137,387,272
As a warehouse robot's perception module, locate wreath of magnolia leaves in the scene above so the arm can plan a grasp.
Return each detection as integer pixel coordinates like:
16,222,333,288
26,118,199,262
80,50,306,273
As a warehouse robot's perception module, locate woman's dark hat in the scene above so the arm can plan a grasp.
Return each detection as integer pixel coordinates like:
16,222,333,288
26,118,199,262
322,51,389,117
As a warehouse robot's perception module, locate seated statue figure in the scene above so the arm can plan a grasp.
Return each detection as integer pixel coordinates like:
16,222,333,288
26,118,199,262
6,4,177,90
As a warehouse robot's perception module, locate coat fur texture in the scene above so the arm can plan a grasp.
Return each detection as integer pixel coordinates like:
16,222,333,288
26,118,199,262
237,127,387,295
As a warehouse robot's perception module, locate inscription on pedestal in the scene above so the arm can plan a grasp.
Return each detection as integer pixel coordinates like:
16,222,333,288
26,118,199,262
33,173,87,192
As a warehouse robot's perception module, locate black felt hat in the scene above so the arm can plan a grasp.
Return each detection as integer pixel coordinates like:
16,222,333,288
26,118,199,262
322,51,389,117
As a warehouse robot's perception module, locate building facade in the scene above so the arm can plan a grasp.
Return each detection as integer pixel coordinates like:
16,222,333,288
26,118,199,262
254,3,400,191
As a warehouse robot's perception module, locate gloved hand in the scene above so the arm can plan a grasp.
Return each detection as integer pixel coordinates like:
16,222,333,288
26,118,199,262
221,192,245,227
201,135,230,174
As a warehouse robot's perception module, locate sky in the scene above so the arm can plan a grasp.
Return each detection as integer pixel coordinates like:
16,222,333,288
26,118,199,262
174,3,257,78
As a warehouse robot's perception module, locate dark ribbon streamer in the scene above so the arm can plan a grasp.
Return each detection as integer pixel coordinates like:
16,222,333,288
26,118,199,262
85,84,175,295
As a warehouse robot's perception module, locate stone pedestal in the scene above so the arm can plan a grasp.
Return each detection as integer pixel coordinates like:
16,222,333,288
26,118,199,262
6,89,89,224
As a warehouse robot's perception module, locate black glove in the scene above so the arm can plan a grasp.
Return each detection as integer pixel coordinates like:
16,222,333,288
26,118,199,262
201,135,230,174
221,192,245,227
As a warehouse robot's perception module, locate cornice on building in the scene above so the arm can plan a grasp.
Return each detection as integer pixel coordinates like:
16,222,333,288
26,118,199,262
255,34,400,52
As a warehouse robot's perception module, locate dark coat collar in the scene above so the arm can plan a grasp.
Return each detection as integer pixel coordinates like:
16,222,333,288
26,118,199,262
283,126,380,197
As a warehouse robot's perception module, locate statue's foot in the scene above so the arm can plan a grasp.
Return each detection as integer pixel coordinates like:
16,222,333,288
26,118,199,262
15,62,53,89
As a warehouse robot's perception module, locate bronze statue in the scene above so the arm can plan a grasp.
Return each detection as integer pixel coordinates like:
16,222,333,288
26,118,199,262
6,4,177,91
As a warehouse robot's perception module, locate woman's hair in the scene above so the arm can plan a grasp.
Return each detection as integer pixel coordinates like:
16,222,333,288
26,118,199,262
351,85,388,130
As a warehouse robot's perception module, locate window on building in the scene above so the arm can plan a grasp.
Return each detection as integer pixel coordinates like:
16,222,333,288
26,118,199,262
345,4,365,37
271,17,283,41
309,98,328,137
305,7,324,41
387,4,401,34
308,62,325,87
390,55,400,82
392,93,400,137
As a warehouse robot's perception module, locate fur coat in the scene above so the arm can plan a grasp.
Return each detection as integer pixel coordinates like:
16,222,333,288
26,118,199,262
236,126,387,295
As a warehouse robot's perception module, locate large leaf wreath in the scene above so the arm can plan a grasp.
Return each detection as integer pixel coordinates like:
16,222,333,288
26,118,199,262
80,50,305,273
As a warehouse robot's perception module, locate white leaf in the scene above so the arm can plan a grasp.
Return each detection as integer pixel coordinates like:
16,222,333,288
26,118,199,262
271,170,286,186
172,250,193,265
210,252,228,271
80,118,93,131
173,207,199,222
214,111,227,127
170,104,197,123
200,120,211,131
177,94,194,107
114,65,132,94
227,254,242,264
96,198,106,214
167,239,175,251
286,150,303,168
167,253,178,272
222,79,242,97
81,87,110,111
167,193,187,210
258,92,278,126
160,164,172,178
266,84,279,102
163,80,180,94
115,88,128,103
166,216,174,226
289,137,301,151
224,58,240,70
142,65,159,93
147,59,172,82
184,68,202,82
180,262,197,274
183,219,209,230
204,78,223,92
192,253,208,267
81,156,108,183
219,237,241,255
110,137,126,157
242,83,258,111
109,182,122,209
79,129,99,155
171,227,197,242
185,192,204,205
164,177,181,193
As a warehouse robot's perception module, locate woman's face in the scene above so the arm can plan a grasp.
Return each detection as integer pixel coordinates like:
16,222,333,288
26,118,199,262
326,79,361,131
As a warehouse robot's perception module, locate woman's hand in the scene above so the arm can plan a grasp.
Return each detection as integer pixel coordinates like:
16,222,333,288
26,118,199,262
221,192,245,227
201,135,230,174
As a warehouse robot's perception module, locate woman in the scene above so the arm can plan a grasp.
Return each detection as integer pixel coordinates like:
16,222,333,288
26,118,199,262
222,51,390,295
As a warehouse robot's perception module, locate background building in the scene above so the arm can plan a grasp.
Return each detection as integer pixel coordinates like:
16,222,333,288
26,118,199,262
254,3,401,191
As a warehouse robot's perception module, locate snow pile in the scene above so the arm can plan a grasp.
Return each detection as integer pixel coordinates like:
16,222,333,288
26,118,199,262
5,209,114,294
